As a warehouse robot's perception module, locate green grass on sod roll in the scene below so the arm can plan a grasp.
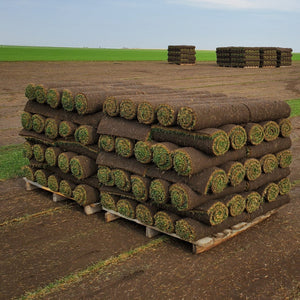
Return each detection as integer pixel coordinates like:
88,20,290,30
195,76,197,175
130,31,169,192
276,150,292,168
260,154,278,173
227,125,247,150
25,83,36,100
225,194,246,216
151,144,174,171
262,121,280,142
45,118,59,139
137,102,156,124
59,180,74,197
58,152,76,173
70,156,96,180
131,176,148,202
134,141,153,164
154,211,179,233
156,104,176,127
32,114,46,133
278,118,292,137
261,183,279,202
32,144,46,162
225,162,245,187
176,107,196,131
97,166,115,186
244,158,262,181
286,99,300,117
34,169,49,186
245,123,265,145
175,218,201,242
74,125,97,146
23,141,33,159
207,168,228,194
103,97,119,117
206,202,229,225
46,88,61,109
21,112,33,130
74,93,88,115
278,178,291,195
245,192,262,213
117,199,137,219
172,149,193,176
136,204,156,225
149,179,169,204
59,121,77,138
35,84,47,104
115,137,134,158
73,184,98,206
100,192,118,210
47,175,60,192
98,135,115,152
120,99,137,120
61,89,75,112
45,147,61,167
113,169,131,192
22,165,35,181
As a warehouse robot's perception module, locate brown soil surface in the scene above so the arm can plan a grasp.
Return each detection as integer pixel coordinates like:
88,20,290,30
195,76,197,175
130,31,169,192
0,61,299,300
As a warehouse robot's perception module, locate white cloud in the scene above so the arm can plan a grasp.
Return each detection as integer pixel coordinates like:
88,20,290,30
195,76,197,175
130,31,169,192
168,0,300,11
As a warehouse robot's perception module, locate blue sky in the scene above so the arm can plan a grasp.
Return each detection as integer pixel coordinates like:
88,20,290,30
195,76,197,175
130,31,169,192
0,0,299,51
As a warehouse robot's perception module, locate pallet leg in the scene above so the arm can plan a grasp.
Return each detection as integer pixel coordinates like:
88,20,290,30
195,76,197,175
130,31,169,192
105,211,120,222
146,227,160,238
84,203,102,215
53,194,66,202
24,178,38,191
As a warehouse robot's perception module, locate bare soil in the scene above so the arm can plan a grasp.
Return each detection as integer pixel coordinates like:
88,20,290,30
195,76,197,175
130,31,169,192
0,61,299,300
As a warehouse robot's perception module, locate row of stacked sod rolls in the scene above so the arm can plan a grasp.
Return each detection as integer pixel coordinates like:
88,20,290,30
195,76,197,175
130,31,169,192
216,47,293,68
96,88,292,243
168,45,196,65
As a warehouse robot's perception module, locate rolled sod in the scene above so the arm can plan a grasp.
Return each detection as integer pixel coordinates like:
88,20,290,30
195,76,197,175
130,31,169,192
100,192,119,211
136,203,158,225
222,194,246,217
131,175,150,202
137,101,157,125
154,210,180,233
47,174,61,192
46,88,62,109
34,169,52,187
115,137,134,158
74,125,98,146
32,114,46,133
45,147,62,167
58,152,77,173
32,144,47,162
276,150,292,168
59,180,76,198
70,155,97,180
98,135,115,152
258,183,279,202
61,89,77,112
117,198,138,219
151,142,178,171
103,96,120,117
277,118,292,137
221,161,245,187
75,91,107,115
175,218,206,242
59,121,77,138
25,83,36,101
97,166,115,186
23,141,33,159
260,154,278,173
156,103,178,127
45,118,60,139
261,121,280,142
244,158,262,181
196,201,229,226
134,141,155,164
244,123,265,145
220,124,247,150
22,165,36,181
113,169,131,192
21,112,33,131
277,177,291,195
119,99,137,120
149,179,170,204
35,84,48,104
244,191,262,213
73,184,99,206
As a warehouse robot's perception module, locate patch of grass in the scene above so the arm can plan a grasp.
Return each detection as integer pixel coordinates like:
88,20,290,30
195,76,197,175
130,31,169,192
0,144,29,181
286,99,300,117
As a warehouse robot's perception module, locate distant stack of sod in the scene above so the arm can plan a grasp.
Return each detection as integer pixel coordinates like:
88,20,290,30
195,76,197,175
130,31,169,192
168,45,196,65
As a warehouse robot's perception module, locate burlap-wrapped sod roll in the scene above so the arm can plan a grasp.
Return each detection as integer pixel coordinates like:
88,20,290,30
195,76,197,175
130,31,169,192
97,166,115,186
98,135,115,152
59,180,76,198
25,83,36,101
131,175,150,202
277,177,291,195
220,124,247,150
34,169,52,187
74,125,98,146
221,161,245,187
58,152,77,173
277,118,292,137
222,194,246,217
261,121,280,142
259,154,278,173
149,179,170,204
70,155,97,180
45,147,62,167
47,174,61,192
100,192,119,210
73,184,99,206
244,158,262,181
134,141,155,164
154,210,180,233
151,142,178,171
244,123,265,146
32,144,47,162
75,91,107,115
59,121,77,138
32,114,46,133
115,137,135,158
21,112,33,131
276,150,292,168
23,141,33,159
112,169,131,192
244,191,262,213
22,165,37,181
45,118,60,139
117,198,138,219
136,203,158,225
258,183,279,202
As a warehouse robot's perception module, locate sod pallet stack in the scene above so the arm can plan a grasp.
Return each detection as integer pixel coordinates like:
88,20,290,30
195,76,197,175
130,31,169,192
97,90,292,244
168,45,196,65
216,47,231,67
231,47,260,68
277,48,293,67
260,47,278,68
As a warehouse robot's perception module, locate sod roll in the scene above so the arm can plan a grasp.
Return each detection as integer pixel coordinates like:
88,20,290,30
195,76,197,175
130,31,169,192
46,87,62,109
47,174,61,192
115,137,135,158
131,175,150,202
34,169,52,187
221,161,245,187
59,121,77,138
149,179,170,204
45,147,62,167
112,169,131,192
175,218,206,242
25,83,36,101
97,166,115,186
154,210,180,233
22,165,36,181
73,184,99,206
70,155,97,180
136,203,158,225
58,152,77,173
32,114,46,133
117,198,138,219
100,192,119,211
259,154,278,173
103,96,120,117
137,101,158,125
277,177,291,195
21,112,33,131
276,150,292,168
261,121,280,142
98,135,115,152
75,91,107,115
61,88,77,112
258,182,279,202
59,180,76,198
278,118,292,137
134,141,155,164
151,142,178,171
222,194,246,217
23,141,33,159
35,84,48,104
74,125,98,146
244,191,262,213
32,144,47,162
244,158,262,181
45,118,60,139
244,123,265,145
220,124,247,150
119,99,137,120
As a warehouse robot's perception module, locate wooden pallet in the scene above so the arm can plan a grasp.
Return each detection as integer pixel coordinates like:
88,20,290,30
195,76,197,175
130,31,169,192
23,177,101,215
102,207,280,254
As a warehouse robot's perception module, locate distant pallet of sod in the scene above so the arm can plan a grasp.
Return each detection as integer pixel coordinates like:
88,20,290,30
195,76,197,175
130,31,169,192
0,45,218,62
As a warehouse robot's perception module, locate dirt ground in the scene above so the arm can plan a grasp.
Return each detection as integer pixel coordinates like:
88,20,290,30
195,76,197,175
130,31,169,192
0,61,299,299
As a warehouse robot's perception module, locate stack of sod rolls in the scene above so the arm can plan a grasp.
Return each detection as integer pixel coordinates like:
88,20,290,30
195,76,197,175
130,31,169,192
260,47,278,68
216,47,231,67
97,90,292,243
168,45,196,65
277,48,293,67
230,47,260,68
